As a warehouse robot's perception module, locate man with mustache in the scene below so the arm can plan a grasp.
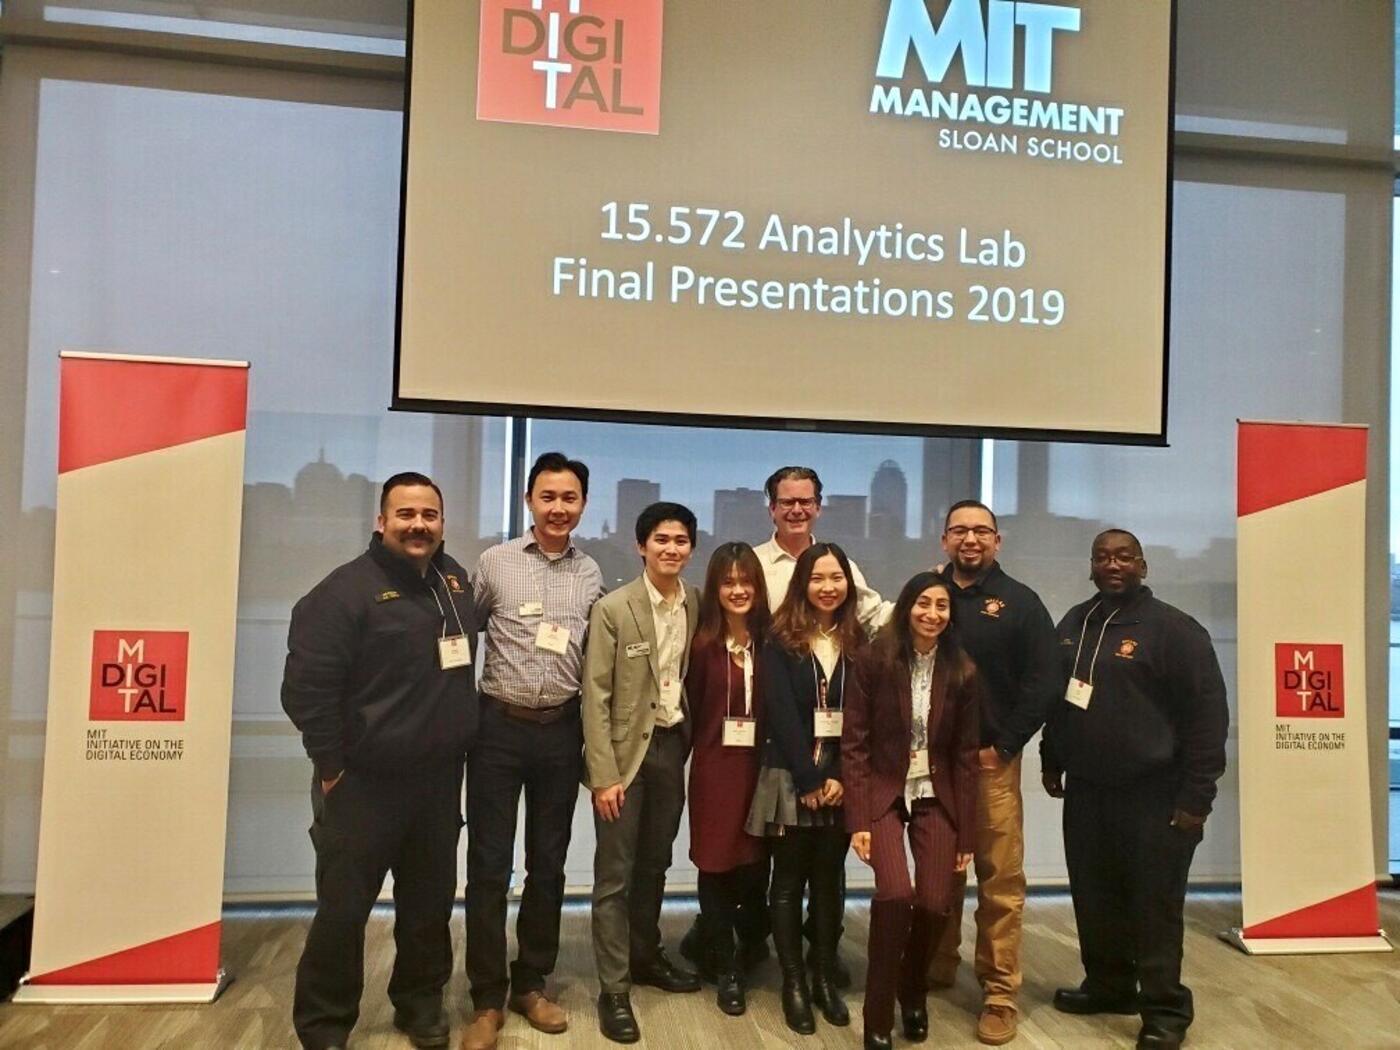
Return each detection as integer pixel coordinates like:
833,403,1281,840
1041,529,1227,1050
282,472,478,1050
459,452,604,1050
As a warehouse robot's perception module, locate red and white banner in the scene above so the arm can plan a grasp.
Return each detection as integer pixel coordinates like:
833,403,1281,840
1230,420,1391,955
15,352,249,1002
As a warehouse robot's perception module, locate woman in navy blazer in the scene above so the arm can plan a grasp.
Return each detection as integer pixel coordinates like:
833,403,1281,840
843,571,979,1050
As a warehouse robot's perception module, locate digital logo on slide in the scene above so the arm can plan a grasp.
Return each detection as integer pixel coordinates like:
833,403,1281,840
477,0,664,134
89,630,189,721
1274,643,1344,719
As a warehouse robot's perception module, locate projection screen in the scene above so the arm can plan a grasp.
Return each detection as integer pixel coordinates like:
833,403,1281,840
394,0,1175,443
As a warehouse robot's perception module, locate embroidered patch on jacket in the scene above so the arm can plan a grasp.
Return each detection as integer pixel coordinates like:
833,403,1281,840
375,590,401,602
1115,639,1139,659
981,597,1006,618
444,574,464,593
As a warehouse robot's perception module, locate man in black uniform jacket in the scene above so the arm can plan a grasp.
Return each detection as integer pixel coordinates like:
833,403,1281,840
282,472,479,1050
1041,529,1228,1050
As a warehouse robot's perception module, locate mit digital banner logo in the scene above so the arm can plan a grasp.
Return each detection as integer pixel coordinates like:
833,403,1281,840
476,0,664,135
89,630,189,721
1274,643,1344,719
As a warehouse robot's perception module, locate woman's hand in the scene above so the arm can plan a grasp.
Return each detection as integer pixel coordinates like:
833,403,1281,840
800,788,824,810
954,851,973,872
852,831,872,865
820,778,844,806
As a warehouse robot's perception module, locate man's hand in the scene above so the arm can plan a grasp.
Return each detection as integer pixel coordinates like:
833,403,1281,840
820,778,844,807
593,784,626,822
977,746,1006,771
1170,808,1205,833
851,831,872,865
1042,769,1064,798
954,851,973,872
320,771,344,795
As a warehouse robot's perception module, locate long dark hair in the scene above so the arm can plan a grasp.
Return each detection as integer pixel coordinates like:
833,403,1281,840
770,543,865,657
694,542,770,650
870,571,976,692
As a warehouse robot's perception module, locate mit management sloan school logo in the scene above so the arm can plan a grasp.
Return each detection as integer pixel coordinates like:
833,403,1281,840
89,630,189,721
476,0,664,134
1274,643,1343,719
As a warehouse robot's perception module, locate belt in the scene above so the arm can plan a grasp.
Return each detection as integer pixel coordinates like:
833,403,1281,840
486,694,579,725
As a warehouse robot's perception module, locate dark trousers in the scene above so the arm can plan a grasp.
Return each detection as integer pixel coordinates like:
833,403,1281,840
1064,773,1201,1036
696,861,769,967
770,825,851,979
464,697,583,1010
591,727,688,993
293,763,463,1050
864,799,958,1035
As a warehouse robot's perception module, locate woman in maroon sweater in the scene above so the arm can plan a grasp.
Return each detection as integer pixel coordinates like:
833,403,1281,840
684,542,771,1016
843,571,979,1050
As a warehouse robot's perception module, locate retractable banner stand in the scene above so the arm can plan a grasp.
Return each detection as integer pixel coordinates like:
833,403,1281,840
14,352,249,1004
1227,420,1391,956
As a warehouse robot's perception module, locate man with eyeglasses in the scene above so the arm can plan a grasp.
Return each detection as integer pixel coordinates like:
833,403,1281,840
930,499,1059,1046
1040,529,1227,1050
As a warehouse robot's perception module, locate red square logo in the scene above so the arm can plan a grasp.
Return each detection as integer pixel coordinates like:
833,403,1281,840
476,0,664,134
1274,643,1344,719
89,630,189,721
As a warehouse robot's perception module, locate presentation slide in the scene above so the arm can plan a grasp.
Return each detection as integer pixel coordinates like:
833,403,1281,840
395,0,1174,442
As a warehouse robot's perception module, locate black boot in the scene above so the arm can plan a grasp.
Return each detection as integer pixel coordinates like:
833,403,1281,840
709,924,745,1016
772,886,815,1034
810,964,850,1027
864,1033,894,1050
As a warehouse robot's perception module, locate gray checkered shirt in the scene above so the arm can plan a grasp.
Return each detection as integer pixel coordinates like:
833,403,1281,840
473,530,605,707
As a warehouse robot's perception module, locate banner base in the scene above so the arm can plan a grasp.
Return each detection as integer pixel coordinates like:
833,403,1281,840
12,967,230,1004
1219,928,1393,956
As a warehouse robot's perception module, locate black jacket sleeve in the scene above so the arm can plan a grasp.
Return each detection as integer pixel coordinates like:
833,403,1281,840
281,582,359,780
761,643,824,795
1168,616,1230,817
995,594,1060,756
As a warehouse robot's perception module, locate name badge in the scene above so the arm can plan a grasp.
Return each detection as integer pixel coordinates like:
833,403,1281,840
625,642,652,658
535,623,570,654
438,635,472,669
723,717,756,748
814,710,843,738
1065,678,1093,709
907,748,930,779
518,600,544,617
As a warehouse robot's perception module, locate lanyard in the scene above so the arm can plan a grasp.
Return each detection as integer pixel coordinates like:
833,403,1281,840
724,637,753,719
810,650,843,710
430,566,467,640
1071,601,1117,686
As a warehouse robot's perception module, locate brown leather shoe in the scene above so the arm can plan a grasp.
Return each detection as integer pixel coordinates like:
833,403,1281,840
508,990,568,1034
976,1005,1017,1045
459,1008,504,1050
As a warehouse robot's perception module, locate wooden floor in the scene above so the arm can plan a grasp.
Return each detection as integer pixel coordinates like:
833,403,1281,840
1,892,1397,1049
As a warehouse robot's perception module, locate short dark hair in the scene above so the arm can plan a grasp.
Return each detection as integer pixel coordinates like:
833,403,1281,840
764,466,823,504
943,499,997,533
380,471,443,513
527,451,590,499
1093,528,1143,556
635,501,697,546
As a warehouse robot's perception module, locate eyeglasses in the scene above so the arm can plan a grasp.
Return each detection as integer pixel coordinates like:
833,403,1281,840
775,497,818,510
945,525,995,540
1092,551,1141,567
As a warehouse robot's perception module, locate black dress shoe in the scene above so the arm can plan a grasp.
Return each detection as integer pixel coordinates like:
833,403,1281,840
864,1033,894,1050
1137,1024,1185,1049
716,970,746,1016
392,1007,450,1049
809,968,850,1027
902,1003,929,1041
597,992,641,1044
1053,987,1139,1015
632,948,702,992
781,976,816,1034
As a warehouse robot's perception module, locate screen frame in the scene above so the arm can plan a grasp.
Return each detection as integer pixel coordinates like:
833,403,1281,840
391,0,1178,448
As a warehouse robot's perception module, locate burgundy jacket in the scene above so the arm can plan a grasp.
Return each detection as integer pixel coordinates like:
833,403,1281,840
842,648,980,853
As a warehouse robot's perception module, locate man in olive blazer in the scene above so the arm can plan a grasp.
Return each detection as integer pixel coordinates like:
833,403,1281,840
582,502,701,1044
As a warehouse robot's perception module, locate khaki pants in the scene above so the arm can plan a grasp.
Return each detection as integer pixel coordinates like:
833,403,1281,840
929,752,1026,1011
